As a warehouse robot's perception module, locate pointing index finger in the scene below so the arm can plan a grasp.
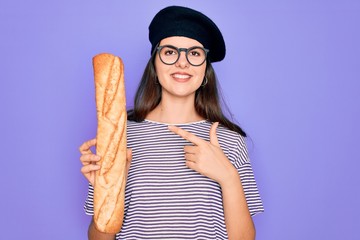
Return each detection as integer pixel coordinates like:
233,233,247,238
168,125,204,146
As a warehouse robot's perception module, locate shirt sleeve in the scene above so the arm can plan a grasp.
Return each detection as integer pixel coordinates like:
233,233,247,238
83,183,94,215
233,135,264,216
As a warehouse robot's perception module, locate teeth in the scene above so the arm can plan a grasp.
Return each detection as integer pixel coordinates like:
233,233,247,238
173,74,190,79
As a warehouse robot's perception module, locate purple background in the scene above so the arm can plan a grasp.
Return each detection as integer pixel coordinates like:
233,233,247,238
1,0,359,239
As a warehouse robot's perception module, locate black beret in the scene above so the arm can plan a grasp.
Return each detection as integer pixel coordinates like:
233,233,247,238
149,6,226,62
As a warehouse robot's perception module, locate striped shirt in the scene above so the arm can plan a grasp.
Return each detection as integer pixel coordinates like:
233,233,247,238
84,120,264,239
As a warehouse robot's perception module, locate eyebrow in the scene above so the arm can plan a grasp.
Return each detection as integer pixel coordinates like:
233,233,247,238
160,44,205,49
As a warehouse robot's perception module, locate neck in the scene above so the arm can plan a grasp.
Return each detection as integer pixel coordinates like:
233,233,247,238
146,95,204,124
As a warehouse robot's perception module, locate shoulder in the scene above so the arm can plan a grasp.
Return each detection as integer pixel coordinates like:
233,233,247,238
127,120,154,130
126,120,171,140
127,119,141,126
217,123,246,149
216,123,250,165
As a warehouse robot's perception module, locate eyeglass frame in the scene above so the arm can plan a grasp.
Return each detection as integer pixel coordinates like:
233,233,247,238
156,45,209,67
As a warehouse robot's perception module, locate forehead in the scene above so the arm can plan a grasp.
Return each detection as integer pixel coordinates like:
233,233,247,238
159,36,204,48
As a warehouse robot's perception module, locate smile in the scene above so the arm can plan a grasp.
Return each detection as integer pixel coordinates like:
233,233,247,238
172,73,191,79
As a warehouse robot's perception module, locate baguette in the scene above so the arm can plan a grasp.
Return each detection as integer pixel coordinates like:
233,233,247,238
92,53,127,233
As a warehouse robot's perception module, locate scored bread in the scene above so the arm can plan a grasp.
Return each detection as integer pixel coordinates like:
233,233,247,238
92,53,127,233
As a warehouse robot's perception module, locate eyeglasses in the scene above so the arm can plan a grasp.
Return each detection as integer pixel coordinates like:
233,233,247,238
157,45,209,66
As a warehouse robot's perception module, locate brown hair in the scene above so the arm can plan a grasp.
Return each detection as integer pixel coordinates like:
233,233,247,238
127,51,246,137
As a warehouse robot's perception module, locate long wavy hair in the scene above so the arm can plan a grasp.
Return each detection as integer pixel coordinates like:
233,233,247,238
127,50,246,137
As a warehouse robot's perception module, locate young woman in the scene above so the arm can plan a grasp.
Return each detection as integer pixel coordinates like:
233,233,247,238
79,6,263,240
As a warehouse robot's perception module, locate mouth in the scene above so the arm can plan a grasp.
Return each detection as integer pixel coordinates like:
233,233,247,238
171,73,192,82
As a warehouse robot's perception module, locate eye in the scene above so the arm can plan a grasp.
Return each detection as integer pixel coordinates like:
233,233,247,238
162,46,178,56
164,49,176,55
189,48,203,57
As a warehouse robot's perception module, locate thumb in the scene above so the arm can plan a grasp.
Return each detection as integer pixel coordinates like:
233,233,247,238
209,122,220,147
125,148,132,180
126,148,132,169
126,148,132,163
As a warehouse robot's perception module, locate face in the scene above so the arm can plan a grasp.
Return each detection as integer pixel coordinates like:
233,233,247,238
155,36,207,99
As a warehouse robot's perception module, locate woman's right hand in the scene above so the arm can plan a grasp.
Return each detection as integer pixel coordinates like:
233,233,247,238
79,138,133,186
79,138,101,186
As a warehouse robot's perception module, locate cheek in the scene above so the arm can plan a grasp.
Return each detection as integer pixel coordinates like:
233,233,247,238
154,57,160,75
197,66,206,80
154,57,167,78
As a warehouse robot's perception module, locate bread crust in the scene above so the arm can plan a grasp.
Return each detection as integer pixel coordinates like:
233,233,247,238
92,53,127,233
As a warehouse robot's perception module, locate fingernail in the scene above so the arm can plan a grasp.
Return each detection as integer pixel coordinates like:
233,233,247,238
94,155,101,160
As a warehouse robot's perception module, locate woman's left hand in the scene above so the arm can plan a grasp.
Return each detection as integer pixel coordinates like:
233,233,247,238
168,122,237,185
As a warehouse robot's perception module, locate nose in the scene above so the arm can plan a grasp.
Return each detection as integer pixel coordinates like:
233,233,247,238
175,51,189,68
